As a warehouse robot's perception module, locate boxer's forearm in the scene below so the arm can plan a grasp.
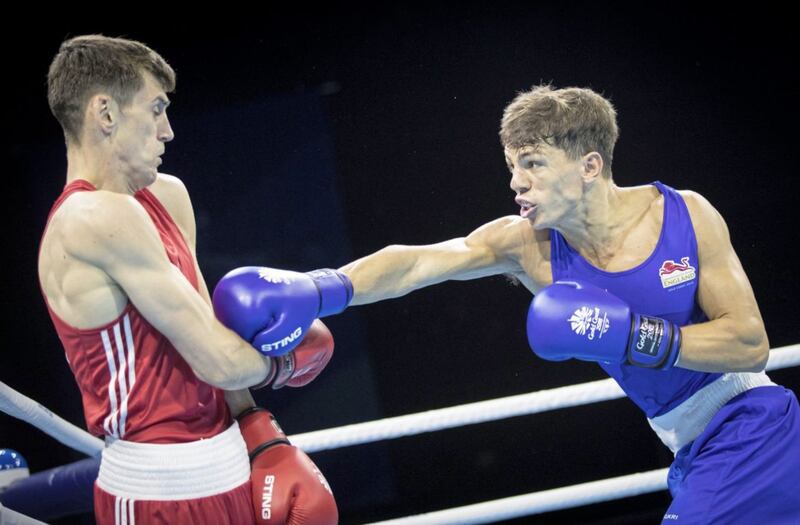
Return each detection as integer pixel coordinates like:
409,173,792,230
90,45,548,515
224,388,256,417
675,316,769,373
341,238,505,306
340,245,437,305
340,246,419,305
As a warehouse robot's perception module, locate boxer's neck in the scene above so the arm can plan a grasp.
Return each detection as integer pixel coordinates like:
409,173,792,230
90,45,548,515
66,143,136,195
555,181,651,265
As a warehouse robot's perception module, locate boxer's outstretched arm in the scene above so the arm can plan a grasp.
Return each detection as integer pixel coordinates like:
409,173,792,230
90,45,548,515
62,191,269,390
674,191,770,372
341,216,526,305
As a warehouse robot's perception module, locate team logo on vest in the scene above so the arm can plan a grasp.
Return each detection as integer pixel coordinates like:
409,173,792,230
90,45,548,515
659,257,696,288
569,306,610,340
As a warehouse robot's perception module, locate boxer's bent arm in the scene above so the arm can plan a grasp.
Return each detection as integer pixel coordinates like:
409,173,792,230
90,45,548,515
194,259,257,410
675,191,769,372
341,216,525,305
172,180,258,412
195,267,257,410
194,267,257,411
63,193,269,389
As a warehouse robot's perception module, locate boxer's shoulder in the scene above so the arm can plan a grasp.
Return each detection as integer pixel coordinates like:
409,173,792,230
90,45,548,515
55,190,151,254
60,184,142,213
39,191,135,327
676,189,719,223
148,173,195,246
148,173,189,207
474,215,536,247
676,189,730,255
43,190,139,260
505,216,550,287
480,216,551,291
467,215,534,264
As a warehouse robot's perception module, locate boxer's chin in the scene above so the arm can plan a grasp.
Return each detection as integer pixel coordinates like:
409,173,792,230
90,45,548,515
523,206,542,227
134,169,158,191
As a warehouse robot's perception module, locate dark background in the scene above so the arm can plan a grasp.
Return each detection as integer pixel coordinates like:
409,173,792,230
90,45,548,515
3,5,798,524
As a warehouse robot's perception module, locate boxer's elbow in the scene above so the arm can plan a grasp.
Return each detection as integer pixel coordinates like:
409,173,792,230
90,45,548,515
221,347,270,390
199,344,269,390
751,345,770,372
744,339,770,373
737,317,770,372
193,362,232,389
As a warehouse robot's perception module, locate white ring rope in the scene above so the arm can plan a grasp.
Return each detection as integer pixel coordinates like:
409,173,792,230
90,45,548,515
291,343,800,453
365,468,671,525
0,381,103,456
1,344,798,524
294,377,625,453
2,345,798,457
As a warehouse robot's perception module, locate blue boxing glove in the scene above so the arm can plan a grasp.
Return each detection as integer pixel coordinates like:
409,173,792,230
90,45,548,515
527,280,682,369
212,267,352,357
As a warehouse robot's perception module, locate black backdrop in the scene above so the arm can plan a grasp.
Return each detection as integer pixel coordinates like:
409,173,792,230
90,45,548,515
3,5,797,524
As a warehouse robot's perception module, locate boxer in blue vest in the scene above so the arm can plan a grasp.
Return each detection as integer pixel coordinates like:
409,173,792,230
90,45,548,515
214,84,799,524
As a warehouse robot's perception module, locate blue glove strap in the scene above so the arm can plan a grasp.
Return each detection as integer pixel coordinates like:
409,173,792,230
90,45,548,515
627,314,682,370
306,269,353,317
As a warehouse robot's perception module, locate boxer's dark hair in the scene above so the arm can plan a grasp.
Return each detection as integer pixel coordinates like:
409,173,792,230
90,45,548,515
500,83,618,178
47,34,176,147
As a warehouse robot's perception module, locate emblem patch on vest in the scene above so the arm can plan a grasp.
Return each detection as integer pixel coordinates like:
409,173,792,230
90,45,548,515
659,257,696,288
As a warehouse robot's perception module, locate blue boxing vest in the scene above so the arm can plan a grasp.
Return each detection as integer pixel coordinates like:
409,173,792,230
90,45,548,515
549,181,721,418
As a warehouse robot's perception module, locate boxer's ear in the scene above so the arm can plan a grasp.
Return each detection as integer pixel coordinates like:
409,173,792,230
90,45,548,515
86,93,118,137
580,151,604,183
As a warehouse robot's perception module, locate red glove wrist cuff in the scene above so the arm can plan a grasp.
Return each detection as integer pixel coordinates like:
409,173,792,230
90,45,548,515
236,408,290,460
270,352,297,390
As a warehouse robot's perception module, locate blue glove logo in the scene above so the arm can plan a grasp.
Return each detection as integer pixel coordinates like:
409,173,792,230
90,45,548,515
569,306,610,341
569,306,594,335
261,326,304,353
257,268,296,285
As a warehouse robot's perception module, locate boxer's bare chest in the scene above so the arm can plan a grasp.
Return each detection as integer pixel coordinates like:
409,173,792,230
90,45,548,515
515,189,665,293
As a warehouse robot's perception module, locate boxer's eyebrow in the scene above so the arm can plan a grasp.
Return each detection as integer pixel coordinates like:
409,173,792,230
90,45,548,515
152,95,171,107
519,151,544,163
519,145,544,157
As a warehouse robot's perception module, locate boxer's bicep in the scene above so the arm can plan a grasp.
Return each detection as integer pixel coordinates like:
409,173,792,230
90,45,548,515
64,196,261,388
411,240,505,285
684,192,767,347
417,216,525,283
376,218,521,290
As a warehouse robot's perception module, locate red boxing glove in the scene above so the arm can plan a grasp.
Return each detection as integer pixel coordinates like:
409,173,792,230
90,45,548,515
237,408,337,525
252,320,335,390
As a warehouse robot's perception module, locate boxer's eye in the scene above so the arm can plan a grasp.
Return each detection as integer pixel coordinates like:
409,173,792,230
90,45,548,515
153,101,168,116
